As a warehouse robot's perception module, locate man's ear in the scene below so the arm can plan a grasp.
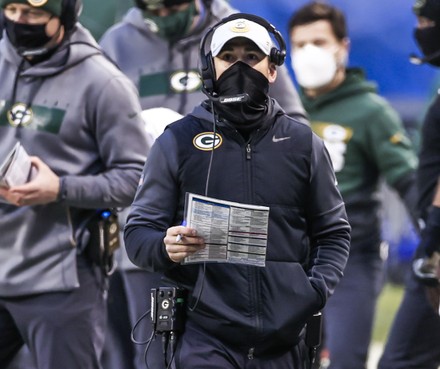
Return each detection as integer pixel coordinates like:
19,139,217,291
343,37,351,52
338,37,350,68
268,62,277,83
46,17,64,39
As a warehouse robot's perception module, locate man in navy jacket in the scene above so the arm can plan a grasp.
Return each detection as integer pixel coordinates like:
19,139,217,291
125,13,350,369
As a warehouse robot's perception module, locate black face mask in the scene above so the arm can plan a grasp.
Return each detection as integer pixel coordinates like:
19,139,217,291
414,26,440,67
213,61,270,130
4,17,53,56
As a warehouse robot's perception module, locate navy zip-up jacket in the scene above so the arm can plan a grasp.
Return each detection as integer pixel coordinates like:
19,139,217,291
125,100,350,357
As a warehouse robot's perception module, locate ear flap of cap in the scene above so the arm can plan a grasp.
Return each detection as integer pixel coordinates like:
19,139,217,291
60,0,82,32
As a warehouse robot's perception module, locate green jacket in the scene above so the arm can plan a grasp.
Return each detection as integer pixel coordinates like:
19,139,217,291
301,68,418,248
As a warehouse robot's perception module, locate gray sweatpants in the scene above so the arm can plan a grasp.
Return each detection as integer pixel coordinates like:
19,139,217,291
0,256,107,369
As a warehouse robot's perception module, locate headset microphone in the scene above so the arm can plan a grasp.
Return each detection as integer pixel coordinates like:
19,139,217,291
201,87,249,104
409,49,440,65
218,93,249,104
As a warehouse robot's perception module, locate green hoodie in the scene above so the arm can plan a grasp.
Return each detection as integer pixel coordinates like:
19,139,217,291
301,68,417,246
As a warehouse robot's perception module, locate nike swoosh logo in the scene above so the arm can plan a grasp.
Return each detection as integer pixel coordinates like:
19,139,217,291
272,135,291,143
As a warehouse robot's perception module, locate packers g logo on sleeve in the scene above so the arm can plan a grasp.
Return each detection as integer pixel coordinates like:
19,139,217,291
193,132,223,151
170,71,202,93
7,103,33,127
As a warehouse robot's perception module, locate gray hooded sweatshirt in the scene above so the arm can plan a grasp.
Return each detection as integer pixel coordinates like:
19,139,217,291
0,24,150,296
100,0,307,119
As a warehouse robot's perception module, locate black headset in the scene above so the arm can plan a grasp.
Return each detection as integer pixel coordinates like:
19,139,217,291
60,0,83,32
199,13,287,96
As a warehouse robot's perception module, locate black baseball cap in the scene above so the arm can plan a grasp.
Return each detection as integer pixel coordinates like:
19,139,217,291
413,0,440,22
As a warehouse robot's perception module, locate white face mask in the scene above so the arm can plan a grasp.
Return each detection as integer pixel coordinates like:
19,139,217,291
291,44,338,89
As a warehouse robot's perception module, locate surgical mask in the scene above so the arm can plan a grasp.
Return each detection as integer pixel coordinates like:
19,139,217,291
213,61,269,130
291,44,338,89
414,26,440,67
4,17,54,56
144,1,196,41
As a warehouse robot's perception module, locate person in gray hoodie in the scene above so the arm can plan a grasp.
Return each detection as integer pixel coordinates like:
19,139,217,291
99,2,309,369
100,0,306,118
0,1,150,368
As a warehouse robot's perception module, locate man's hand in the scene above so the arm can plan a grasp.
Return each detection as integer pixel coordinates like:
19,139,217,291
0,157,60,206
413,252,440,314
164,225,205,263
413,252,440,285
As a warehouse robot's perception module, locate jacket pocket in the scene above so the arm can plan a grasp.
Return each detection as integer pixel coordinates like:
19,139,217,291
260,261,322,338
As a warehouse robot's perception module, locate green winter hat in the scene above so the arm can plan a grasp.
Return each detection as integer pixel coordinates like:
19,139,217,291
1,0,62,17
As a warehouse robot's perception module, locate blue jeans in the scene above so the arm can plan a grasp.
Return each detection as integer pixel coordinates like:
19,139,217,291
378,272,440,369
322,249,384,369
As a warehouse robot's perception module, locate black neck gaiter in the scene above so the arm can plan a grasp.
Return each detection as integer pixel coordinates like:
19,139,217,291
213,61,270,131
4,17,60,60
414,25,440,67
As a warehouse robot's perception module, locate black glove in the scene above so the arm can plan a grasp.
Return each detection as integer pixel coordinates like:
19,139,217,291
413,252,440,286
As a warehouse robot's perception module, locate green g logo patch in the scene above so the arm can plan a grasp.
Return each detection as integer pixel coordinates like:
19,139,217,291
7,103,33,127
193,132,223,151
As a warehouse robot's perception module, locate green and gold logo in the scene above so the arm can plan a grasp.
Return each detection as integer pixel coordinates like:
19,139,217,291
1,100,65,134
170,71,202,93
28,0,49,7
193,132,223,151
7,103,33,127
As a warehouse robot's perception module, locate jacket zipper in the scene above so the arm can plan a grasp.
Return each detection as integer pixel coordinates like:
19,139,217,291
243,139,253,205
246,143,252,160
244,134,262,357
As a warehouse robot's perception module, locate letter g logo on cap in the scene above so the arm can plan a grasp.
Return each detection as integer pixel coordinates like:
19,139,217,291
28,0,49,7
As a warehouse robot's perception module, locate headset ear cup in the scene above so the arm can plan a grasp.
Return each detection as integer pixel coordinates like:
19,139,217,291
199,24,217,96
270,47,280,66
270,47,286,66
271,31,287,66
201,51,215,94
